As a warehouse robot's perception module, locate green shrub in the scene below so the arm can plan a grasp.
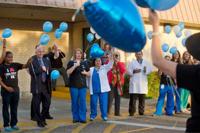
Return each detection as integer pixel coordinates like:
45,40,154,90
122,72,160,99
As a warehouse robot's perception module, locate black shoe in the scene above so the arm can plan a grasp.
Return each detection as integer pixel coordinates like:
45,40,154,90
73,120,79,123
42,121,47,126
31,118,37,121
45,116,53,119
37,122,45,128
80,121,87,124
115,113,121,116
129,114,134,116
139,113,144,115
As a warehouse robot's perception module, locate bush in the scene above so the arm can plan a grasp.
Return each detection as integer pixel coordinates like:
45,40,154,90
122,71,160,99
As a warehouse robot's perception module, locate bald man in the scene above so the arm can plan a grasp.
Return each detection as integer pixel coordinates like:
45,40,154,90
28,45,52,127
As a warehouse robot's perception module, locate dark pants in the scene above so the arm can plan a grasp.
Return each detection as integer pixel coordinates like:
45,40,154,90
129,94,145,116
108,85,121,115
31,84,51,122
31,92,52,120
1,91,19,127
51,67,68,90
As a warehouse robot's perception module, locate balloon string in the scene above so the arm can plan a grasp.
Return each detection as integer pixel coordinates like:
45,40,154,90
72,6,83,22
84,39,99,53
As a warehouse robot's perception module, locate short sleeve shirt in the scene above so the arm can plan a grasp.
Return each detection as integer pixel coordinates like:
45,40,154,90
176,64,200,132
0,63,23,92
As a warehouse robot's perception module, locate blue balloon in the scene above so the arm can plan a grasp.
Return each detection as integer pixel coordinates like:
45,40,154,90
2,28,12,38
147,31,153,40
59,22,68,32
90,43,105,58
40,34,50,45
176,31,182,38
170,47,177,55
43,21,53,32
162,43,169,52
51,70,60,80
178,22,185,31
182,38,187,47
54,29,63,39
134,0,179,11
165,25,171,34
83,0,146,52
87,33,94,42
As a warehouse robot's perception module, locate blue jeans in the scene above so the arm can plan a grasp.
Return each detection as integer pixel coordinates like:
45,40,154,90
90,92,108,119
154,85,174,116
174,88,181,113
70,87,87,121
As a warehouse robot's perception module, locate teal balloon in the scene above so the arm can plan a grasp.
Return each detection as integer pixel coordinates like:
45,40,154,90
40,34,50,45
165,25,171,34
51,70,60,80
178,22,185,31
87,33,94,42
90,43,104,58
2,28,12,38
170,47,177,55
147,31,153,40
59,22,68,32
83,0,146,52
182,38,187,47
134,0,179,11
54,29,63,39
43,21,53,32
162,43,169,52
176,31,182,38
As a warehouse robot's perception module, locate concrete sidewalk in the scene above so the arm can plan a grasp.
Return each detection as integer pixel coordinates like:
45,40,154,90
0,97,189,133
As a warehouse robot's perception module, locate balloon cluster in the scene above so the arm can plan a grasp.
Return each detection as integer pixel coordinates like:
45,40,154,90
40,21,69,45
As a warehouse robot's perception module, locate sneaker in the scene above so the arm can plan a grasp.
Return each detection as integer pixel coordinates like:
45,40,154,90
11,125,19,131
102,117,108,121
90,118,94,121
4,127,14,132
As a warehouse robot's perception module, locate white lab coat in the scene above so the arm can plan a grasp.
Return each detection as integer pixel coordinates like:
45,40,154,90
127,60,152,94
88,61,114,95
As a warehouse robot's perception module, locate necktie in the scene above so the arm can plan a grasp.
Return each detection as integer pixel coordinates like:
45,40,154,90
38,58,46,82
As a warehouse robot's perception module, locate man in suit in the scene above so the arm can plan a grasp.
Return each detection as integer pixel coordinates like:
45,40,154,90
28,45,52,127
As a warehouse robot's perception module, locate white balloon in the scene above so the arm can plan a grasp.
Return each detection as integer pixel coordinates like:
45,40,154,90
173,25,181,34
90,27,96,34
95,33,101,39
184,30,192,37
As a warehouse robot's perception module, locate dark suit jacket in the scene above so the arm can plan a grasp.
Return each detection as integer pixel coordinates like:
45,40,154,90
28,55,52,94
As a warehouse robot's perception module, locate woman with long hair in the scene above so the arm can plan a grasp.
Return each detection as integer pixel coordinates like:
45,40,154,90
66,48,90,123
171,50,182,113
180,51,193,113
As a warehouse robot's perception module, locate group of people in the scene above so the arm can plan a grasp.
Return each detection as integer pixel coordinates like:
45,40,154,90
0,10,200,133
154,51,198,116
0,41,69,131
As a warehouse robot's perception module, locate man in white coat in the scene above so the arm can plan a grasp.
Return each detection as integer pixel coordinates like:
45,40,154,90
127,51,152,116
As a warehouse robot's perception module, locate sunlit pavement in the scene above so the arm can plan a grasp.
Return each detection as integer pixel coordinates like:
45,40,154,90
0,96,189,133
